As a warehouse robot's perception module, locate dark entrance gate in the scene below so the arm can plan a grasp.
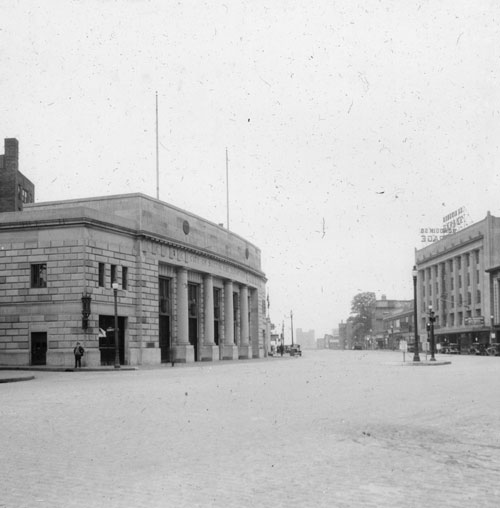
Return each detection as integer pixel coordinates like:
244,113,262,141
159,315,171,363
98,315,125,366
31,332,47,365
188,283,199,361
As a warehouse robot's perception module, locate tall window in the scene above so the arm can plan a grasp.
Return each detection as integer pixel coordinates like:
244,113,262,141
467,292,472,306
451,295,454,308
458,275,462,289
233,292,239,342
122,266,128,290
457,257,461,270
31,264,47,288
188,284,198,318
98,263,105,287
467,273,470,286
214,287,221,345
475,250,480,264
111,264,117,284
159,277,171,314
476,290,481,303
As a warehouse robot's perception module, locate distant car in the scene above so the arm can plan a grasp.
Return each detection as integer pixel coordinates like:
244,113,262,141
290,345,302,356
486,343,500,356
469,343,487,355
441,343,460,354
352,344,362,350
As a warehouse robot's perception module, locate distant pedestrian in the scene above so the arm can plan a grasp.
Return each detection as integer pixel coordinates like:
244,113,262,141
74,342,84,368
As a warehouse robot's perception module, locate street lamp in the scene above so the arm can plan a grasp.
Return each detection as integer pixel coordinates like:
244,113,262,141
112,281,120,369
490,315,495,346
428,305,436,361
412,266,421,362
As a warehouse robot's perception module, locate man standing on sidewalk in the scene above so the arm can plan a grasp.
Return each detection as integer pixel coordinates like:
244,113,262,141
73,342,84,369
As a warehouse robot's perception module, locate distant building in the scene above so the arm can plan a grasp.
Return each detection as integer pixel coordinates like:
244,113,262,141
296,328,315,349
371,295,412,348
383,306,415,350
415,211,500,351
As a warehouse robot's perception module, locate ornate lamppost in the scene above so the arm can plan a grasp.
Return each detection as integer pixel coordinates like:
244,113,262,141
412,266,421,362
112,281,120,369
428,305,437,361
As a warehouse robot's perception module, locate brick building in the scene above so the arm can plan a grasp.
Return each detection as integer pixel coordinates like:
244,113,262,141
0,141,268,367
0,138,34,213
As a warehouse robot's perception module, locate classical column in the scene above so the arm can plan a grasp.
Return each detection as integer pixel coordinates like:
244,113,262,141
222,280,238,360
238,285,252,359
172,268,194,362
201,274,218,361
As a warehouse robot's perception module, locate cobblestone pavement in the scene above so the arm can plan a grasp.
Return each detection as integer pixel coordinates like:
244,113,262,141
1,351,499,508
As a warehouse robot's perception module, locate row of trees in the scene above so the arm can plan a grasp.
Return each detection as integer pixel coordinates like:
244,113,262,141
347,291,376,341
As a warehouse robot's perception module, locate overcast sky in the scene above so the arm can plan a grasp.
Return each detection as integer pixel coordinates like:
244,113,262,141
1,1,499,338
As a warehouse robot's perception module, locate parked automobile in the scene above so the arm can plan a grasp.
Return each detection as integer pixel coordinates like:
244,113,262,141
290,345,302,356
441,343,460,354
352,344,363,350
486,343,500,356
469,343,487,355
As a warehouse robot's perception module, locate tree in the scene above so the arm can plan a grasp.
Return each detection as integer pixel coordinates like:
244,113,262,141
349,292,376,340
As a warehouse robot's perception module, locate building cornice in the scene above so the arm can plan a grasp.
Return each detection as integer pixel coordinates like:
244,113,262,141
416,234,484,265
0,215,267,281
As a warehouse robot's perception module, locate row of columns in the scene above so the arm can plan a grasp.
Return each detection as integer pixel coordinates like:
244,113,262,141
420,249,484,330
174,268,253,362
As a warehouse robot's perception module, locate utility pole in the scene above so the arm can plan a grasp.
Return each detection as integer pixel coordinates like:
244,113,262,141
290,310,294,346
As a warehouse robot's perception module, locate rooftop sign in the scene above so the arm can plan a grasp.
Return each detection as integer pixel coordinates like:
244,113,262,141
420,206,470,244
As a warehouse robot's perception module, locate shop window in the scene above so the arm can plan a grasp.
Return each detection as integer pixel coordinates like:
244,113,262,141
31,263,47,288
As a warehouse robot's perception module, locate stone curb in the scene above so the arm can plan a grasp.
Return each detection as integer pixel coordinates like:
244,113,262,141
0,375,35,384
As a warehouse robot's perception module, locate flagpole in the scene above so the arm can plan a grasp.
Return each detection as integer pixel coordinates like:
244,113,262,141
156,91,159,200
226,147,230,230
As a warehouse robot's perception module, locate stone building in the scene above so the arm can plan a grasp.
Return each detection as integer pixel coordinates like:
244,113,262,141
0,141,268,367
415,211,500,350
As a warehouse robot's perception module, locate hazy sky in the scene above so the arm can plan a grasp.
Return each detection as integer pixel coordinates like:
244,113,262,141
1,1,499,338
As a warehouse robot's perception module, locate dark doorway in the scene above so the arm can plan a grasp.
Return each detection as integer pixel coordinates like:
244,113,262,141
188,283,199,361
99,315,126,366
159,315,171,363
31,332,47,365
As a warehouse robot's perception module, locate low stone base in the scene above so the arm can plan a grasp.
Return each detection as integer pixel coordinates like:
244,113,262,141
238,345,252,359
129,347,161,366
0,351,29,366
253,347,265,359
200,345,219,361
221,344,238,360
172,344,195,363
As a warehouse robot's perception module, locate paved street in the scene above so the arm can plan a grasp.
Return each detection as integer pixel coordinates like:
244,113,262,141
1,350,499,508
